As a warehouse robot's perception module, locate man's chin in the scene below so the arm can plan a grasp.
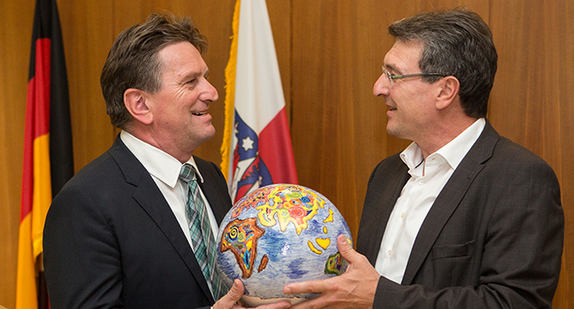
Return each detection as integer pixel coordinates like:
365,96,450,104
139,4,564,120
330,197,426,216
386,124,398,137
202,127,216,143
386,125,407,140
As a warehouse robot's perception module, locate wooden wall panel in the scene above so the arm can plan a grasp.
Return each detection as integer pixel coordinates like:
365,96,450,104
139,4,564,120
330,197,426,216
58,0,116,172
556,2,574,306
0,0,34,307
489,0,574,306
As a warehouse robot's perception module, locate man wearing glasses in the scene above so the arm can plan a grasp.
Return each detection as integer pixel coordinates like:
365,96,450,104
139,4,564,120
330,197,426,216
284,8,564,309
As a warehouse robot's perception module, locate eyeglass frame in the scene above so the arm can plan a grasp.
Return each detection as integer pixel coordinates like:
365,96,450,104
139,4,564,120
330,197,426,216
382,66,447,87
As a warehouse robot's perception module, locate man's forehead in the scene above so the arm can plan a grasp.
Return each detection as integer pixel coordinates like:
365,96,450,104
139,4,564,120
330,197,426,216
157,42,207,75
384,40,424,71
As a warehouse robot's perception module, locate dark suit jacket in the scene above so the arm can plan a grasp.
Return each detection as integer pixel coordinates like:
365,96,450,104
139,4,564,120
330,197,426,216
43,135,233,309
357,122,563,308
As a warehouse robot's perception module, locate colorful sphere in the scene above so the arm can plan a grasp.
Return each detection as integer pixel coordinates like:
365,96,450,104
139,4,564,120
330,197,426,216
216,184,352,306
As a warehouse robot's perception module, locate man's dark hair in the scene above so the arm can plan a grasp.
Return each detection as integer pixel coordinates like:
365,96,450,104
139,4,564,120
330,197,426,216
100,13,207,129
389,8,498,118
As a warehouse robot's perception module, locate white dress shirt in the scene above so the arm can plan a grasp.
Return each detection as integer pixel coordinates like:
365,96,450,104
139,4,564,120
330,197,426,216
120,131,219,251
375,118,486,283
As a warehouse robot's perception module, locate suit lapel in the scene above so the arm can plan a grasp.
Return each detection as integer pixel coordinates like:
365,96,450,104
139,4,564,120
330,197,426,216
359,155,410,264
402,122,499,285
108,136,215,302
197,179,227,224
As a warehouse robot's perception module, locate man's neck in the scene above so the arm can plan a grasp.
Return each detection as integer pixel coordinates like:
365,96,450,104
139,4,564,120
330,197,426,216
122,128,193,163
416,116,479,158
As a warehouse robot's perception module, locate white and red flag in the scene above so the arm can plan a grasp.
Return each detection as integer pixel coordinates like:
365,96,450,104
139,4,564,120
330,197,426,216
221,0,298,203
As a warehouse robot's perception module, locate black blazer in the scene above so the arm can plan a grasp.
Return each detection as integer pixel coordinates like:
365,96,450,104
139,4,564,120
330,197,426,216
44,135,232,309
357,122,563,308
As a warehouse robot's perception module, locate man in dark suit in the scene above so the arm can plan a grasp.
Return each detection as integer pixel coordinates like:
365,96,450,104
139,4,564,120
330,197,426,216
43,13,291,309
284,9,564,309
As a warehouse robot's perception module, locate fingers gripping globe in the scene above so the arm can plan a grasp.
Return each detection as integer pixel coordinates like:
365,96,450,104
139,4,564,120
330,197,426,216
216,184,352,306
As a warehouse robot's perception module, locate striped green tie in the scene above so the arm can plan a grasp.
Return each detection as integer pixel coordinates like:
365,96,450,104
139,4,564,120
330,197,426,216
179,163,227,300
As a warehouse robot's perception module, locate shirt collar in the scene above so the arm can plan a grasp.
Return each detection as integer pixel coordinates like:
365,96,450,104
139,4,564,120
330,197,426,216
120,131,205,188
400,142,425,170
400,118,486,171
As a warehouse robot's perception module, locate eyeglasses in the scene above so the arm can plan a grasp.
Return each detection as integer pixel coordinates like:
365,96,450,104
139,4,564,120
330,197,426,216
382,66,446,87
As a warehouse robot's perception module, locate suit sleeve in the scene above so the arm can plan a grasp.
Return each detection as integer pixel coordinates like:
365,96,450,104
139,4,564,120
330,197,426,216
44,183,124,309
370,154,564,308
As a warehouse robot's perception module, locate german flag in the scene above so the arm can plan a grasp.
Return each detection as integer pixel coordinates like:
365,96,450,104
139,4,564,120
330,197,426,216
16,0,74,308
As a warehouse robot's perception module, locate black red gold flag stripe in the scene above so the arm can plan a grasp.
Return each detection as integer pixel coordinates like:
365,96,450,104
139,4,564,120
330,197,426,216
16,0,74,308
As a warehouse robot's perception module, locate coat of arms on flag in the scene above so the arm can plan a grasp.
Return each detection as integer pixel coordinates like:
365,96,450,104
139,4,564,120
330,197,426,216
229,110,274,202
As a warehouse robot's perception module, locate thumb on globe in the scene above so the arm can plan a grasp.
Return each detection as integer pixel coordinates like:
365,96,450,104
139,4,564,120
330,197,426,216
337,234,356,263
227,279,245,300
213,279,243,309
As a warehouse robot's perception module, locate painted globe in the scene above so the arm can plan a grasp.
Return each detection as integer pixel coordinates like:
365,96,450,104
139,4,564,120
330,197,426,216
215,184,352,306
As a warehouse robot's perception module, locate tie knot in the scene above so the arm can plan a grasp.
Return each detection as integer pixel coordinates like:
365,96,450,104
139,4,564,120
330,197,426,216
179,163,197,183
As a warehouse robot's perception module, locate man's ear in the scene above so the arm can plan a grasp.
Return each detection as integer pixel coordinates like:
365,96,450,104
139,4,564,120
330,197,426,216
124,88,153,125
436,76,460,110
